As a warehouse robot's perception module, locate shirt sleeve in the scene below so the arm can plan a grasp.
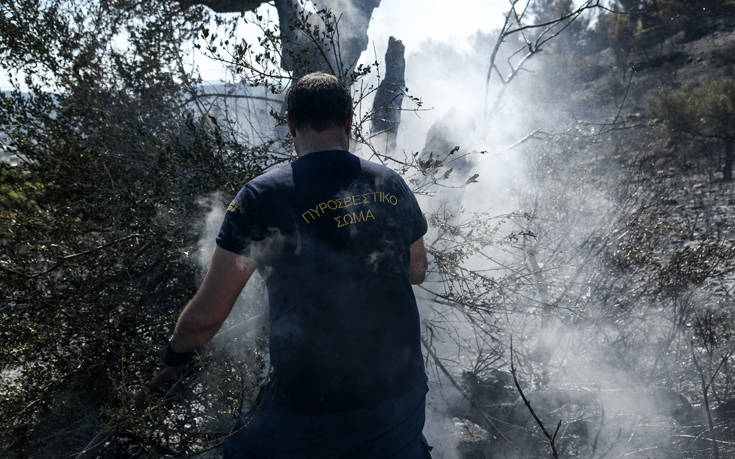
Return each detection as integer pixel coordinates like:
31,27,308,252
216,184,264,256
395,173,428,244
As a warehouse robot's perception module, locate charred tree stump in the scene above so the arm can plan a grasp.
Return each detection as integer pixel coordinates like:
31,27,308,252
370,36,405,153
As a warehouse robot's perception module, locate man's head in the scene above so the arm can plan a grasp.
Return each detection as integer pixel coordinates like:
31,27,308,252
286,72,353,155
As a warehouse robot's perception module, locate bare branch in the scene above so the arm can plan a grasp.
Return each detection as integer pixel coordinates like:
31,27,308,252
691,340,721,459
510,336,561,458
420,335,520,448
1,233,144,279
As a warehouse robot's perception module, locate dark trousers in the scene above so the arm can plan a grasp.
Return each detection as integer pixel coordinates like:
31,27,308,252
223,385,432,458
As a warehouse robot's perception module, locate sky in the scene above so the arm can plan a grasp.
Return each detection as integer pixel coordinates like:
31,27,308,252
365,0,509,55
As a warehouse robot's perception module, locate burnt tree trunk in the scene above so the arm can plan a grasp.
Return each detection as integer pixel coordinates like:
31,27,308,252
312,0,381,76
370,37,405,153
182,0,381,80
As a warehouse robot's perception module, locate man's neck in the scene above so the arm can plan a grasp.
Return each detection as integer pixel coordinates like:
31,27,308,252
298,144,347,156
293,127,349,156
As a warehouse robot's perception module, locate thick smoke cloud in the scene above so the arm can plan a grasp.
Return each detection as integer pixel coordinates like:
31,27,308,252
352,5,718,457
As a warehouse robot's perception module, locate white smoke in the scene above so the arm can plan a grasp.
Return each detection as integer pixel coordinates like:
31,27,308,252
352,15,545,456
195,193,269,357
351,3,707,457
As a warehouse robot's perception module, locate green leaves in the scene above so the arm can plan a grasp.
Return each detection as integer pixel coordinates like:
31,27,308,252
0,1,272,455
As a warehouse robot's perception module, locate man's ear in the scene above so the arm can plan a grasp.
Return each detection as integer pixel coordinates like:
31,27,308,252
345,110,353,135
286,111,296,137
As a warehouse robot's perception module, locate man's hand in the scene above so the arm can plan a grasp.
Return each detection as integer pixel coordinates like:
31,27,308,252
409,237,428,285
169,247,257,354
137,249,255,411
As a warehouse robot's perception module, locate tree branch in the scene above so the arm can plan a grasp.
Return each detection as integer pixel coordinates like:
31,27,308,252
510,336,561,458
1,233,143,279
691,340,721,459
420,335,520,448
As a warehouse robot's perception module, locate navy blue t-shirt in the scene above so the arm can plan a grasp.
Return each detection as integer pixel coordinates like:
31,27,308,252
216,149,428,413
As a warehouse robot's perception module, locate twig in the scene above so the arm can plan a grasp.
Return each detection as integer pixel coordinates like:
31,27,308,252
1,233,143,279
504,0,601,36
76,366,189,459
510,336,561,458
179,92,282,109
494,129,546,155
419,335,519,448
485,0,604,117
691,340,721,459
600,69,635,135
75,313,266,458
591,402,605,457
706,352,732,393
670,434,735,446
483,5,513,118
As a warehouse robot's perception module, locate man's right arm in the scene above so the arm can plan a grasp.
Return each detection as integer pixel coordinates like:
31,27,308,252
409,237,428,285
169,247,256,355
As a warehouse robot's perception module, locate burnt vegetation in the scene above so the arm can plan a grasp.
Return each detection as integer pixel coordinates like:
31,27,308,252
1,0,735,457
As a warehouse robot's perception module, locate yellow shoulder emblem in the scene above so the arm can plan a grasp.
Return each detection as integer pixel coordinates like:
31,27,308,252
227,201,246,214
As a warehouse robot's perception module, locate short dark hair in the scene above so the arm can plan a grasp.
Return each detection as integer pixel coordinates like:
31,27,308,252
286,72,352,131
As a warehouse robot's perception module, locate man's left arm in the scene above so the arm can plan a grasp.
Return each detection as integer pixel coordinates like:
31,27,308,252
394,173,429,285
409,237,428,285
169,247,257,355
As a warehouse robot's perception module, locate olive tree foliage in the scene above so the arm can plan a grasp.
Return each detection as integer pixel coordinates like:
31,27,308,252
0,0,281,456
